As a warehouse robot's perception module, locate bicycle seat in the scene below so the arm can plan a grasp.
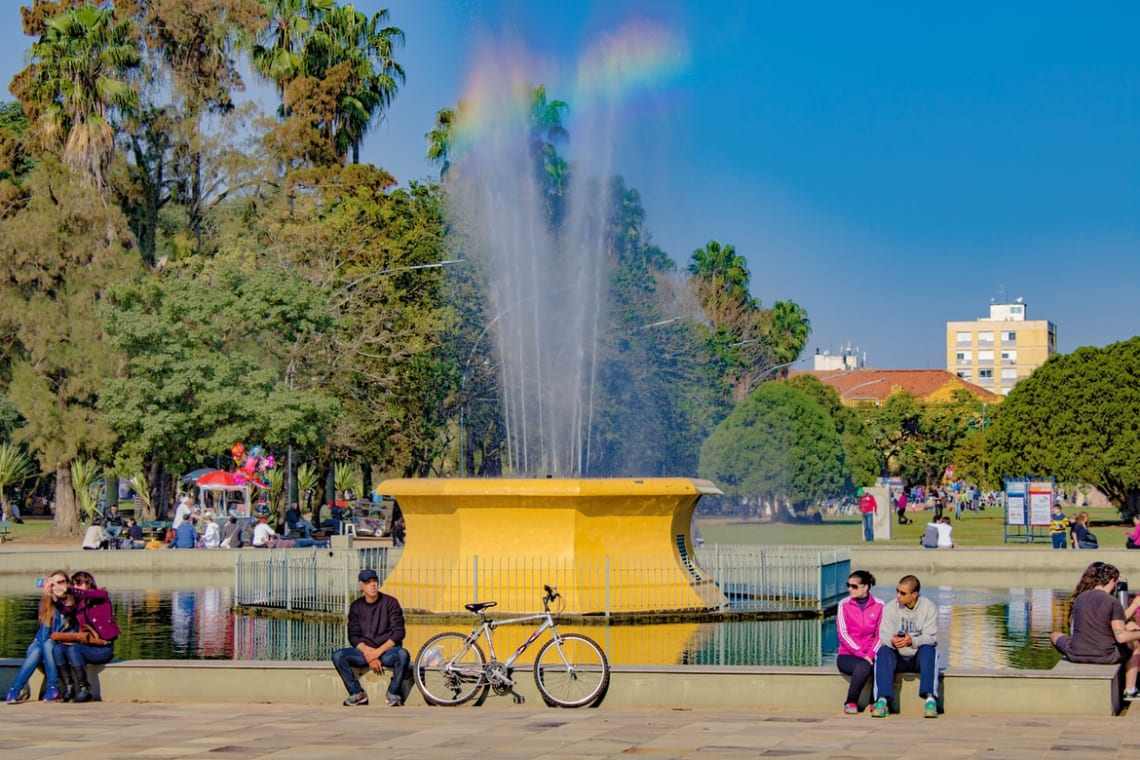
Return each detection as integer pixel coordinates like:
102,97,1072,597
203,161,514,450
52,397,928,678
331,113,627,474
464,601,498,613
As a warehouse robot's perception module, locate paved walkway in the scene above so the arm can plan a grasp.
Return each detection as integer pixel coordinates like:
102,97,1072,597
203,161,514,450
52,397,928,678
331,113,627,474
3,701,1138,759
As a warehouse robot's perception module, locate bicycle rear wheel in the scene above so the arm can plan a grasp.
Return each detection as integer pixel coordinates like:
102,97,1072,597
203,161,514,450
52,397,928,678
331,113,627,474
533,633,609,707
414,632,487,706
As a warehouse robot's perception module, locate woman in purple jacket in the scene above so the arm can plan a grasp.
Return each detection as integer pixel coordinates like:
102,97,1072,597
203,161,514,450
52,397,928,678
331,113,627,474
52,570,120,702
836,569,884,713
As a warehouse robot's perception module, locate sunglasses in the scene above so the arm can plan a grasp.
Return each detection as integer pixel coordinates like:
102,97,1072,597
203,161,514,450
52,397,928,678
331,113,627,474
846,583,862,589
896,588,914,595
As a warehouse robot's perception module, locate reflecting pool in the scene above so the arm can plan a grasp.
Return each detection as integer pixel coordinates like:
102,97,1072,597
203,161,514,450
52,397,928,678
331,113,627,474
0,585,1069,669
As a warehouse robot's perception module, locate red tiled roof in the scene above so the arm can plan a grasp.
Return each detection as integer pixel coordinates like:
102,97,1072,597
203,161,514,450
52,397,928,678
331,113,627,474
788,369,1002,405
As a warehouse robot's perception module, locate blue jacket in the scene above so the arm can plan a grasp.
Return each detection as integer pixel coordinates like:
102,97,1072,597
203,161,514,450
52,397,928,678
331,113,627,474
169,521,198,549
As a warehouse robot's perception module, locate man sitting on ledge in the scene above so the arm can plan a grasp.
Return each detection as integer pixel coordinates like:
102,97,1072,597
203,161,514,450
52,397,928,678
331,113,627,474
872,574,939,719
332,569,410,707
1050,561,1140,700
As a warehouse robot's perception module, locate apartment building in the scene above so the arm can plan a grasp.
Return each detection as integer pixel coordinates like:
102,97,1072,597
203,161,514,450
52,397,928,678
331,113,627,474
945,300,1057,396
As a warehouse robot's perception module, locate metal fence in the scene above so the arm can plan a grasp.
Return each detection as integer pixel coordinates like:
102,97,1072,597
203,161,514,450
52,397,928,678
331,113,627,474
234,545,849,617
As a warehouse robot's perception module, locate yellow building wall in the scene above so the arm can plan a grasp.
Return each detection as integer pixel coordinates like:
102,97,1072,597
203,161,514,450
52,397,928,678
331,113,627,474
946,318,1055,395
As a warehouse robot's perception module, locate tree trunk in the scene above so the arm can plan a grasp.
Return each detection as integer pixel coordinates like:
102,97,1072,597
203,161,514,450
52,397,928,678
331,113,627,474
51,463,81,537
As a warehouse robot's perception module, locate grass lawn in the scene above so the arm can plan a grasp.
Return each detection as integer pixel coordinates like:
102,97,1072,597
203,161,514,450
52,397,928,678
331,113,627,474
697,506,1127,548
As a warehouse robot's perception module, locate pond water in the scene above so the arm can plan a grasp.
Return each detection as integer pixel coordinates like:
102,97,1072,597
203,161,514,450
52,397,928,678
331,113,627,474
0,585,1069,669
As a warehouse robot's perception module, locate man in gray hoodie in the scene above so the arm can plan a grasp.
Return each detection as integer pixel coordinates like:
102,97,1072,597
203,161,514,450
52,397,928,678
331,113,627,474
872,574,939,718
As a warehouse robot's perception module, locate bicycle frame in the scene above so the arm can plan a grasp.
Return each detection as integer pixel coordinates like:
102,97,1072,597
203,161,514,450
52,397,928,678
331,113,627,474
470,609,558,670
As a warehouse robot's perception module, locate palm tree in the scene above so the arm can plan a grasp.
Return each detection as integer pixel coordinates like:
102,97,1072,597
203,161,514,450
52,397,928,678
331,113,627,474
250,0,334,100
687,240,756,330
0,444,35,522
426,106,456,179
69,457,101,523
768,300,812,365
306,4,405,163
28,4,141,188
527,84,569,197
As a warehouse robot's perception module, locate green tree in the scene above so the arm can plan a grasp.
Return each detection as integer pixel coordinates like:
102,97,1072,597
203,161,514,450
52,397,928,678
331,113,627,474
699,381,846,515
21,3,141,188
250,0,333,99
99,263,339,483
305,4,404,163
787,374,881,488
426,105,456,179
0,161,138,536
768,299,811,365
988,338,1140,517
0,443,36,521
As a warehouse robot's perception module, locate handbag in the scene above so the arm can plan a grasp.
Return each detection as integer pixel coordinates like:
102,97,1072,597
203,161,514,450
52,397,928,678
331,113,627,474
50,624,110,646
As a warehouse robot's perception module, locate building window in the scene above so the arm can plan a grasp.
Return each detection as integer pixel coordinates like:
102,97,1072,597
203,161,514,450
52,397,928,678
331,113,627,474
956,351,972,364
1001,330,1016,344
978,350,994,364
978,331,994,345
956,331,971,346
979,368,993,380
1001,350,1017,364
957,370,973,382
1001,368,1018,380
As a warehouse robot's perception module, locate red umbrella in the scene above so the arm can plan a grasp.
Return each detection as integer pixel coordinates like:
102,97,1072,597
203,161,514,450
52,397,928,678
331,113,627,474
196,470,240,487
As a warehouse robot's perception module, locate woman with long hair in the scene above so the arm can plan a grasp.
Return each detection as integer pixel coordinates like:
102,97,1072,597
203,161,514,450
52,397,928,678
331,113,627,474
5,569,72,703
52,570,120,702
1051,562,1140,700
835,569,884,713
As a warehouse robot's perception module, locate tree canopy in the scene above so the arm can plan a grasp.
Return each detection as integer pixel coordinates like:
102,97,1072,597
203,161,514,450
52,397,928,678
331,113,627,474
699,381,847,514
987,337,1140,517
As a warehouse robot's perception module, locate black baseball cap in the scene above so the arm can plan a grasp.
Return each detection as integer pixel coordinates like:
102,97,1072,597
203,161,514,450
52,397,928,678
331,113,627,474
358,569,379,583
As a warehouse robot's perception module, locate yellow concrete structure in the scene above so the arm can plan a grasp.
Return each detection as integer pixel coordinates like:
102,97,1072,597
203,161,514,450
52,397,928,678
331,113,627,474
377,478,726,615
946,300,1057,396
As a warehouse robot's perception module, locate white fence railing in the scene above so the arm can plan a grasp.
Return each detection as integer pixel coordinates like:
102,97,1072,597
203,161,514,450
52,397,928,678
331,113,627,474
234,545,849,617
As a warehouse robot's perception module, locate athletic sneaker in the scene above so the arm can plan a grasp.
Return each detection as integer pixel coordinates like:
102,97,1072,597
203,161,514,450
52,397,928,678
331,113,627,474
870,698,889,718
843,702,859,714
1124,688,1140,701
342,691,369,707
5,688,18,704
386,692,403,706
924,697,938,718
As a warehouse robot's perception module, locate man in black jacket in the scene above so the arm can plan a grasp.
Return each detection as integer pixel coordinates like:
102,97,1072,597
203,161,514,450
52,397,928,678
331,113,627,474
331,568,411,706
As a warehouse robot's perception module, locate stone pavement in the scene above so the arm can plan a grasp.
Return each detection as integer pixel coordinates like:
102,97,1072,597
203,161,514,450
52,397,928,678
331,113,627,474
2,701,1138,759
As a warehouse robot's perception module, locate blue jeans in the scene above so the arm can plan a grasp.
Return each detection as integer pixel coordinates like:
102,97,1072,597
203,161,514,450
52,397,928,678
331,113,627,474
874,644,938,701
9,638,59,694
1052,533,1068,549
332,645,410,697
862,512,874,542
54,642,114,668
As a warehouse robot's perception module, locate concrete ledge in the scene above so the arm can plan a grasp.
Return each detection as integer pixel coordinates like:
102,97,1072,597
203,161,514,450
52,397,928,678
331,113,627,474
0,660,1120,716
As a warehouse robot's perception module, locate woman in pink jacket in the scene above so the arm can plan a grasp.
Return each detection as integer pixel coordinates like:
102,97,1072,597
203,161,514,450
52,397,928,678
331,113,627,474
836,569,884,713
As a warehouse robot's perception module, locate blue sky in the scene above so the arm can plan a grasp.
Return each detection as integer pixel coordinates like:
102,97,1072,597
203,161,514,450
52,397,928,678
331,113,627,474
2,1,1136,368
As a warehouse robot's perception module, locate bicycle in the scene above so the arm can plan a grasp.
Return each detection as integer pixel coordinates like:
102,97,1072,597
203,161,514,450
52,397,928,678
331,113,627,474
413,584,610,708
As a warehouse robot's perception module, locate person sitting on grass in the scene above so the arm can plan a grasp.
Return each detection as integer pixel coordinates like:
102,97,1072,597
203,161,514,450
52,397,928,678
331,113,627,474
1051,561,1140,700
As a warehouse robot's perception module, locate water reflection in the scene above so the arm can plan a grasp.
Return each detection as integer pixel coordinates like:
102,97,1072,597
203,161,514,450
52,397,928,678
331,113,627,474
0,586,1070,669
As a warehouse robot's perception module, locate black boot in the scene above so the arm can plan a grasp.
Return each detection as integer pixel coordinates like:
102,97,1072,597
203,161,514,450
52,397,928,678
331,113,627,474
58,665,75,702
73,666,92,703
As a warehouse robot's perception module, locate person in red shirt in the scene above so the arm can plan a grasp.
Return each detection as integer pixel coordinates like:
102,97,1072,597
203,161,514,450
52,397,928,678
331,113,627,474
858,487,878,542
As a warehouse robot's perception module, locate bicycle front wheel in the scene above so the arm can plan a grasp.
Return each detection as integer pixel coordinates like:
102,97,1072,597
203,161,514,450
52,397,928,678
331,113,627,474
414,632,487,706
533,633,609,707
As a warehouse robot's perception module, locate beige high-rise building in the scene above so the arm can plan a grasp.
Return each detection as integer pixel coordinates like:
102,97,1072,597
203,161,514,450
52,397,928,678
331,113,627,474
946,300,1057,397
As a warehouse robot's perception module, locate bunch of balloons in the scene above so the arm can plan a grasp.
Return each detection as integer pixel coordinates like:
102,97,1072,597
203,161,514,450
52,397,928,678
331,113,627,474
230,442,275,488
